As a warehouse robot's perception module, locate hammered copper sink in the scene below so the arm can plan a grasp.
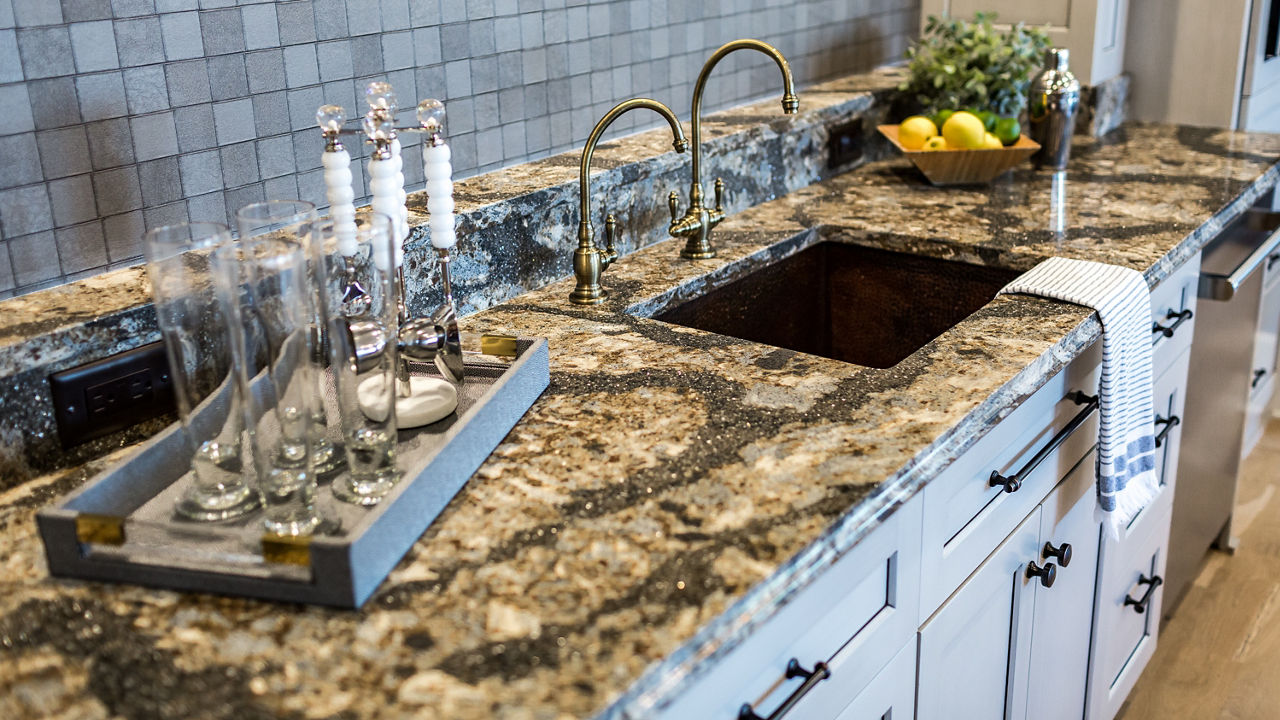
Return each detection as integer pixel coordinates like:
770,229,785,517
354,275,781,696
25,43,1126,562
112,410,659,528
654,242,1025,369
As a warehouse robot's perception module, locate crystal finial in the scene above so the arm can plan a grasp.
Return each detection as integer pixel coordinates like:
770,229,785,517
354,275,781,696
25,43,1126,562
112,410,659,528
316,105,345,133
416,99,446,135
365,82,397,113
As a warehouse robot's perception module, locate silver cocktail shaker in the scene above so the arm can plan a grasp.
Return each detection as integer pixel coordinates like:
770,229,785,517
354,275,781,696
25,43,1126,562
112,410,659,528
1028,47,1080,170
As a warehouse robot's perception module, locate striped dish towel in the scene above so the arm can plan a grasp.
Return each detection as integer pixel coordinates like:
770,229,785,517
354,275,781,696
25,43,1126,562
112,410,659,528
1000,257,1159,536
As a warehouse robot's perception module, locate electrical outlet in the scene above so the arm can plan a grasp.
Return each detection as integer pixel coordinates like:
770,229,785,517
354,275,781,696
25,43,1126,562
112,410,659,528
828,118,865,169
49,342,175,448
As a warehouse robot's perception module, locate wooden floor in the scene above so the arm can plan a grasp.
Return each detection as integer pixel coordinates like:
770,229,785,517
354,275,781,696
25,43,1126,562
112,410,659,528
1120,415,1280,719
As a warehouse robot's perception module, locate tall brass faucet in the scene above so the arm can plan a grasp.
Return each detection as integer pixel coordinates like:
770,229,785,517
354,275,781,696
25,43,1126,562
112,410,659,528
570,98,688,305
669,39,798,260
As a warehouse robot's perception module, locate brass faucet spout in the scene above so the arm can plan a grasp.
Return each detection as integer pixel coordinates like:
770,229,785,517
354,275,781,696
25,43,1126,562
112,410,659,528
570,97,688,305
671,39,796,260
690,39,796,190
579,98,687,248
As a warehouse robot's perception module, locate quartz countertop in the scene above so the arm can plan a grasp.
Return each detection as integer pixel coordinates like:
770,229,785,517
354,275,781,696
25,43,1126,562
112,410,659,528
2,123,1278,720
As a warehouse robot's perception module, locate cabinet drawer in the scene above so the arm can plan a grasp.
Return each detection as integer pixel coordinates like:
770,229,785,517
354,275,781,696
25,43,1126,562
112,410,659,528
1150,253,1200,378
1088,492,1172,720
654,495,922,720
920,341,1102,618
832,636,916,720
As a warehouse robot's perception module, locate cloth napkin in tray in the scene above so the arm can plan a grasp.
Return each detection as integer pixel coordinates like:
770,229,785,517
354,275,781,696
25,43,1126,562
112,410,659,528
1000,257,1159,536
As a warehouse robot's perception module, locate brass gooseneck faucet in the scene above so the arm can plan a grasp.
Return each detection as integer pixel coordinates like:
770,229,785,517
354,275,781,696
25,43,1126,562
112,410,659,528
669,39,798,260
570,98,688,305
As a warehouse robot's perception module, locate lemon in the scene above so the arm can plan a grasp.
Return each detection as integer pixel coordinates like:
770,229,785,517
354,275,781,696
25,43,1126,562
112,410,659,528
923,136,948,151
942,111,987,149
983,132,1003,149
898,115,938,150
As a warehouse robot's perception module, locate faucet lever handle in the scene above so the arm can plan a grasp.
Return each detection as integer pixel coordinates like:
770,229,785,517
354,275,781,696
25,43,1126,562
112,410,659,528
603,213,619,257
714,178,726,213
667,191,680,221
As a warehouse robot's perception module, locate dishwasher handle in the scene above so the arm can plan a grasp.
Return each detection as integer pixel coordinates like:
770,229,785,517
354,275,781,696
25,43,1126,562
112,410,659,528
1200,220,1280,301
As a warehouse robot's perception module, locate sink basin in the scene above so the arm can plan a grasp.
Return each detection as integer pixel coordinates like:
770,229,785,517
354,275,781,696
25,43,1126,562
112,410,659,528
652,242,1024,368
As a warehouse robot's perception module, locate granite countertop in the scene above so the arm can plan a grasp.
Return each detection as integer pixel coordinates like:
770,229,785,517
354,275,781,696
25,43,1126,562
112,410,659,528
2,123,1279,720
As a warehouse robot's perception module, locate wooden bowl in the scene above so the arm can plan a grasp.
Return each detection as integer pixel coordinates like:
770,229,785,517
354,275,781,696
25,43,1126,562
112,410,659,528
877,124,1040,185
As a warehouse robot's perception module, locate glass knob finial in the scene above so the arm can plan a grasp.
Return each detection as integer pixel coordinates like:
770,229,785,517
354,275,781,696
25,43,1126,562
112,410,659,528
316,105,345,133
416,99,446,135
365,81,397,113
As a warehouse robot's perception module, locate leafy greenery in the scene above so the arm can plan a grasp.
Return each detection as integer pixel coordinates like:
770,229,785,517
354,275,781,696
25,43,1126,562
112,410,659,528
900,12,1051,118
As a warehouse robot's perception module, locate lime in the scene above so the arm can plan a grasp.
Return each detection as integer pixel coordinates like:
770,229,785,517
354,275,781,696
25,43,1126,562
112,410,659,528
898,115,938,150
974,110,997,132
942,111,986,149
994,117,1021,145
932,109,955,129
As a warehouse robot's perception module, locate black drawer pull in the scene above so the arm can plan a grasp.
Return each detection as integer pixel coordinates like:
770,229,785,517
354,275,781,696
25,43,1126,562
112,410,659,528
1043,541,1073,567
737,659,830,720
1154,415,1180,448
1124,574,1163,614
1253,368,1267,389
1268,253,1280,272
1151,308,1193,338
989,391,1098,494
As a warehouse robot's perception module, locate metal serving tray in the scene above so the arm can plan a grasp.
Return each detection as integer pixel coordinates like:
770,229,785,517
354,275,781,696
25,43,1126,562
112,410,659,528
37,337,549,609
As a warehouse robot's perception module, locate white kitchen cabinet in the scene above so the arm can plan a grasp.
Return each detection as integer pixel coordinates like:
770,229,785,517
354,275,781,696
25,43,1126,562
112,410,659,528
919,449,1100,720
653,495,922,720
1243,245,1280,453
921,0,1129,85
1087,493,1173,720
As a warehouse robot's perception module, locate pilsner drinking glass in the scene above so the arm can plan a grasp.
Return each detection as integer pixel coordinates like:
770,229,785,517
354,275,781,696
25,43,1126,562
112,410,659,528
311,211,401,504
143,222,261,521
213,236,325,537
234,200,342,476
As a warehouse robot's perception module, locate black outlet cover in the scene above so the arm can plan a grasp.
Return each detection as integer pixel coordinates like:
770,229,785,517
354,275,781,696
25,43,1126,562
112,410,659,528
828,118,865,169
49,341,175,448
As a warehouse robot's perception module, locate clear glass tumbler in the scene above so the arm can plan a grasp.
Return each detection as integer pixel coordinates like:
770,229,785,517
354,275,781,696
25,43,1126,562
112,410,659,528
234,200,343,476
143,222,261,522
213,236,325,537
312,211,402,504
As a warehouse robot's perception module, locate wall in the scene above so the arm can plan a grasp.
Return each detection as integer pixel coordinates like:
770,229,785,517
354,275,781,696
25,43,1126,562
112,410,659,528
0,0,919,299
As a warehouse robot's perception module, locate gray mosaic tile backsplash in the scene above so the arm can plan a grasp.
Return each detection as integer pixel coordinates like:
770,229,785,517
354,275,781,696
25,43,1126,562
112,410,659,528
0,0,918,298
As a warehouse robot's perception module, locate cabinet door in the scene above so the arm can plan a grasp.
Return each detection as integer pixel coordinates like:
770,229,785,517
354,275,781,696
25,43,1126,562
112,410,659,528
1087,495,1172,720
833,637,916,720
1244,257,1280,453
1026,450,1102,720
918,507,1041,720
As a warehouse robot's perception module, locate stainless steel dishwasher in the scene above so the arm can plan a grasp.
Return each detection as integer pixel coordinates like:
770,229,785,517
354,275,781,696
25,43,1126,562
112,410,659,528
1167,193,1280,613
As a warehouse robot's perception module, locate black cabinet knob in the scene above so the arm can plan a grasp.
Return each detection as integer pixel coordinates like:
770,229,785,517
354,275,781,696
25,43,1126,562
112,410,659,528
1043,541,1073,567
1026,560,1057,588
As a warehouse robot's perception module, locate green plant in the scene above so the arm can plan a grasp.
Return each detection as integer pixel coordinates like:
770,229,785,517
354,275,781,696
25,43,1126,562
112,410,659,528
900,12,1051,118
